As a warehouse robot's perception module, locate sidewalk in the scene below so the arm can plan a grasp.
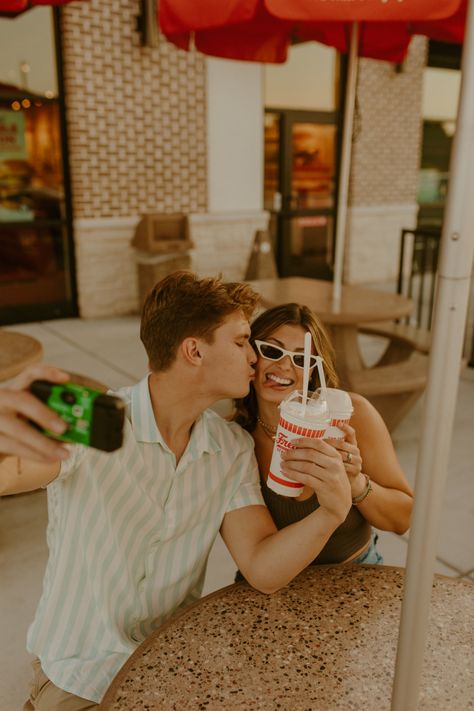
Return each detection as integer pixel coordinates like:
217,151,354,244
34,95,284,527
1,316,473,709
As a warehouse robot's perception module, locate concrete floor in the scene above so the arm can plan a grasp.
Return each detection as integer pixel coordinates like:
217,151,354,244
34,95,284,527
1,316,473,709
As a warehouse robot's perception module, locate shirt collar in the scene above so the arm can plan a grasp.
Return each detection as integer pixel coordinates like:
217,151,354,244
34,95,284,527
130,374,221,457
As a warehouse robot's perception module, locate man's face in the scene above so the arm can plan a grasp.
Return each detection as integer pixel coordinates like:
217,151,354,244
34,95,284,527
199,311,256,400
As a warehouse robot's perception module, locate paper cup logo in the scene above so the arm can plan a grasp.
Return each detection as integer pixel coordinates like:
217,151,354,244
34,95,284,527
267,391,329,498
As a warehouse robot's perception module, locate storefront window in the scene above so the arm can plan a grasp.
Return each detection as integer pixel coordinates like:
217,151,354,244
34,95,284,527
417,42,461,228
0,7,75,323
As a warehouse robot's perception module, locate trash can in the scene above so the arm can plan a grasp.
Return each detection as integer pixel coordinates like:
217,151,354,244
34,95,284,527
132,213,194,308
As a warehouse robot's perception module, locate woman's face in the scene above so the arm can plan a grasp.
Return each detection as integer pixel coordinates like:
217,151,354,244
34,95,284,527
253,323,316,407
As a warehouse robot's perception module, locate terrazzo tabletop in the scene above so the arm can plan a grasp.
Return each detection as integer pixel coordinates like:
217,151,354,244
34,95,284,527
100,565,474,710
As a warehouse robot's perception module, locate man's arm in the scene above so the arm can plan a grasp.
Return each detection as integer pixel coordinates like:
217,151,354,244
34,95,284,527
0,364,71,463
0,364,71,494
221,503,344,594
220,437,352,594
0,455,60,496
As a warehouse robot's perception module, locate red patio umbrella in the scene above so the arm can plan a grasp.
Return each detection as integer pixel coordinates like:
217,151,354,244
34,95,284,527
160,3,474,711
0,0,84,16
161,0,465,63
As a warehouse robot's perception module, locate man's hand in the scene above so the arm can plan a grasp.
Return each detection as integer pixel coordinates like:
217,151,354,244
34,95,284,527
0,364,71,463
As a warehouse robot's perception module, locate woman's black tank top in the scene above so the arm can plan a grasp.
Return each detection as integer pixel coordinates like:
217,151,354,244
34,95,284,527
261,484,371,564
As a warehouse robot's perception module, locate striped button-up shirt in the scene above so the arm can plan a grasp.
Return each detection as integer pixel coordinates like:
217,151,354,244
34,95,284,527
27,375,263,702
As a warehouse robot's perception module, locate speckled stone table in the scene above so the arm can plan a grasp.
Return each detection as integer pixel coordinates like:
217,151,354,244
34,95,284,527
100,566,474,711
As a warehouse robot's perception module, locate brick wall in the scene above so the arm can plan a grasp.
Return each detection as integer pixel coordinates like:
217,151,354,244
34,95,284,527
61,0,207,219
345,37,427,284
350,37,427,207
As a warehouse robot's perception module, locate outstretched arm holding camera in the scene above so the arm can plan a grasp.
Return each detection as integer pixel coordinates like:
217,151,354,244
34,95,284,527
0,364,71,495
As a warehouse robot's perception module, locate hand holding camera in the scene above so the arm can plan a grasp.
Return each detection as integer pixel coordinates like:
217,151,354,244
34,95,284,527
0,364,71,463
0,364,124,464
30,380,125,453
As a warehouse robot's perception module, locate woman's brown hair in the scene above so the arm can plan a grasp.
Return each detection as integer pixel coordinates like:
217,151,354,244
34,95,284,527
234,303,339,432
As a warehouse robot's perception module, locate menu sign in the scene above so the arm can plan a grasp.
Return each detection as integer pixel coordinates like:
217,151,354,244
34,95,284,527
0,109,27,161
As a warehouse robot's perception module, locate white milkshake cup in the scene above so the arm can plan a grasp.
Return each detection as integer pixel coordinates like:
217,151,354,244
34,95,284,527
267,390,330,497
322,388,354,440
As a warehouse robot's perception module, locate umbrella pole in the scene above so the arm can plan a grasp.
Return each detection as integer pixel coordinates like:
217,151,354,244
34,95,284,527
332,21,359,306
391,2,474,709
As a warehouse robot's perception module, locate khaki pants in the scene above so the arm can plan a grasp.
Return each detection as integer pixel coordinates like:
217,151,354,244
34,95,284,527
24,658,99,711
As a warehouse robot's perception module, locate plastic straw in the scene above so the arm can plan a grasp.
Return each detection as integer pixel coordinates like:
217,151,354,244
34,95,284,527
301,331,312,412
316,356,327,397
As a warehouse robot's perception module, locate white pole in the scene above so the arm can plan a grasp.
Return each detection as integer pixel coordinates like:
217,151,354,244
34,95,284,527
391,2,474,709
332,22,359,306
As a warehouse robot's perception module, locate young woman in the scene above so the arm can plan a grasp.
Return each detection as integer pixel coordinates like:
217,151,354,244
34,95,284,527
234,303,413,565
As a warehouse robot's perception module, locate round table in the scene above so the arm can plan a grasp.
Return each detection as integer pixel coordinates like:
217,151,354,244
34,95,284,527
0,329,43,381
100,566,474,710
247,277,414,377
247,277,413,326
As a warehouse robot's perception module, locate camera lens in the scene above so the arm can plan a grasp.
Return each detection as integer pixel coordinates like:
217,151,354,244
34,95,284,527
60,391,76,405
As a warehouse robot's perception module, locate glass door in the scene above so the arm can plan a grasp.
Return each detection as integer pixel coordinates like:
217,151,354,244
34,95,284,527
0,7,77,324
265,109,338,279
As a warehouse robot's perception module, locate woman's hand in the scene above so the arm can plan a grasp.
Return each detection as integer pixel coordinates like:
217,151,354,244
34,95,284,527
326,423,366,500
0,364,71,463
280,437,352,525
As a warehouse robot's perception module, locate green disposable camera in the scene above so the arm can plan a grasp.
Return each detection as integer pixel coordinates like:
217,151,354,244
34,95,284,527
30,380,125,452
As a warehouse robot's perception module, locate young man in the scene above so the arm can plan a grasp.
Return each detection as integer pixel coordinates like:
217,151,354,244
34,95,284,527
0,272,351,710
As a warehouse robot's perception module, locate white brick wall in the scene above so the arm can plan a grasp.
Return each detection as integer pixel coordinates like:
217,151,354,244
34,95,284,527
74,218,139,318
74,211,269,317
190,211,269,280
345,204,418,284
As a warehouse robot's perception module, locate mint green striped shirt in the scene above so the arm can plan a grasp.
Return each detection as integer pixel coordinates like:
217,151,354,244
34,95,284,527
27,375,263,702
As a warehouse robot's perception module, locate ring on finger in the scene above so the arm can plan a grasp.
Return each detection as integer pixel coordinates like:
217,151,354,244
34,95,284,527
346,452,353,464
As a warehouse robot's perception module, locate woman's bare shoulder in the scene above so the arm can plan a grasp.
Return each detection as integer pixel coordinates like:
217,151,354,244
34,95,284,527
347,392,388,432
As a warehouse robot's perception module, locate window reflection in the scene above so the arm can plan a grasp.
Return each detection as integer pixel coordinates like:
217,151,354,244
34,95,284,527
0,96,64,221
291,123,335,210
264,112,280,212
0,7,74,322
0,7,57,97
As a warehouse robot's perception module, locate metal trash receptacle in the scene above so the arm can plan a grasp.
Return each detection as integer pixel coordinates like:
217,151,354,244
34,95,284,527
132,213,194,308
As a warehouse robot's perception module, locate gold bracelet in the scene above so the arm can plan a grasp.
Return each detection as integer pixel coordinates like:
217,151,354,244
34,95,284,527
352,473,372,504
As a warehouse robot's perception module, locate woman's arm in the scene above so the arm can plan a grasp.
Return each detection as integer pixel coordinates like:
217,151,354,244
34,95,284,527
329,393,413,534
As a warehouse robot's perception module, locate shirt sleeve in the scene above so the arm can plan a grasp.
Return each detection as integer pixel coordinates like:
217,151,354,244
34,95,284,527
225,427,265,513
49,443,88,485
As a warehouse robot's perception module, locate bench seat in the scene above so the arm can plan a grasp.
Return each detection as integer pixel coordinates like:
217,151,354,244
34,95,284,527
347,351,429,431
348,351,428,396
359,321,431,359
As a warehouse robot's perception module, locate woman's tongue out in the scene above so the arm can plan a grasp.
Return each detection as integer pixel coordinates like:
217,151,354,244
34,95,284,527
265,372,294,390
